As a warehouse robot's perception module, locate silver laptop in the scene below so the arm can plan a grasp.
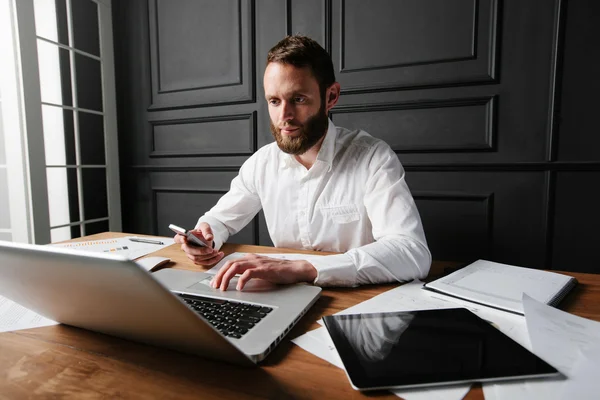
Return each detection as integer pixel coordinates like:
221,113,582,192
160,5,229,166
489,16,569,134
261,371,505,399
0,240,321,366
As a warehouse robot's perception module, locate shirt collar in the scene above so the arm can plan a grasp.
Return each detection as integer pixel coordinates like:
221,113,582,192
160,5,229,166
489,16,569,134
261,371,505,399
280,119,337,171
315,119,337,172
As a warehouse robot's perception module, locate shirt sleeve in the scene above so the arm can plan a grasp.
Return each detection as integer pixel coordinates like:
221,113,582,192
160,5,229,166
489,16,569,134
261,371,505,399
195,155,262,251
310,142,431,287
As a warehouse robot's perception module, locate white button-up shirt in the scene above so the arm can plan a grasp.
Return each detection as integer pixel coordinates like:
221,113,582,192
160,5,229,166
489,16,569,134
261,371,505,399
196,120,431,286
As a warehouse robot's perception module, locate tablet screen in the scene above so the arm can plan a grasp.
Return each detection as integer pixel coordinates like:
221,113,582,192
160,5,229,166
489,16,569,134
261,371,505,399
322,308,560,391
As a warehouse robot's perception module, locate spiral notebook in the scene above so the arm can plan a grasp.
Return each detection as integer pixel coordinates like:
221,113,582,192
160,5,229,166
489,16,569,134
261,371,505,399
422,259,577,315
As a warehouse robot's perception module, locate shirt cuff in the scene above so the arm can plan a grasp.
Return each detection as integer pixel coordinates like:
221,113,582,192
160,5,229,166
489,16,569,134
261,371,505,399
308,253,359,287
195,215,229,251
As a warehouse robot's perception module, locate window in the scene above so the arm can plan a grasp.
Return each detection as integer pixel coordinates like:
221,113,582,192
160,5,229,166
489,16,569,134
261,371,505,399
0,0,120,244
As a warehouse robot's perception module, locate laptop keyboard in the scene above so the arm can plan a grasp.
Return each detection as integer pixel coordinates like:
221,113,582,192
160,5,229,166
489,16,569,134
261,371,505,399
176,293,273,339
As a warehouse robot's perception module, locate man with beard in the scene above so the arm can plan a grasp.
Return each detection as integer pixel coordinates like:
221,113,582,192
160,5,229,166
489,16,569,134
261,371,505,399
174,35,431,290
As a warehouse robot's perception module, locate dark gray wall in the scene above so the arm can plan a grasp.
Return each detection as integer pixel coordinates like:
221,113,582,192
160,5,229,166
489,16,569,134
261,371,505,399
113,0,600,273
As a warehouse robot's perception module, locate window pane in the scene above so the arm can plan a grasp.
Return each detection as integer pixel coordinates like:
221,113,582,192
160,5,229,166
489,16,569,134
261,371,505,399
82,168,107,220
47,167,79,227
34,0,68,45
79,111,105,165
51,225,81,242
71,0,100,56
84,219,109,235
37,40,73,106
0,169,10,229
75,54,102,111
42,105,76,165
0,232,12,241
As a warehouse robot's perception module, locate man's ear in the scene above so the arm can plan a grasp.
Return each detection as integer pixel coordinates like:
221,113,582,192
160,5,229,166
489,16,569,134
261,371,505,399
325,82,341,112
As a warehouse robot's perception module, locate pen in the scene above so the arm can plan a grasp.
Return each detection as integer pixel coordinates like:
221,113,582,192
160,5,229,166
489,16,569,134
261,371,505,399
129,238,164,245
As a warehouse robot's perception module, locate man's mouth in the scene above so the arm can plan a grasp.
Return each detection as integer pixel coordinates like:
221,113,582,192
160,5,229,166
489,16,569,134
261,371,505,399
280,126,300,134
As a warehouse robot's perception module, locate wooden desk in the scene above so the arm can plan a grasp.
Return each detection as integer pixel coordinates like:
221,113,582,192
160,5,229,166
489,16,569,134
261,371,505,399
1,232,599,399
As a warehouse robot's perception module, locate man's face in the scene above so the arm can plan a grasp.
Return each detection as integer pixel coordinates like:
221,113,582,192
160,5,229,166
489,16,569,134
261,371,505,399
264,62,329,155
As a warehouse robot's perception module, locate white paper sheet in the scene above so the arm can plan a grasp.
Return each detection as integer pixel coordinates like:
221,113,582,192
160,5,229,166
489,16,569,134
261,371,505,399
523,293,600,374
292,326,345,368
560,346,600,399
0,295,57,332
206,252,324,274
51,236,175,260
484,294,600,400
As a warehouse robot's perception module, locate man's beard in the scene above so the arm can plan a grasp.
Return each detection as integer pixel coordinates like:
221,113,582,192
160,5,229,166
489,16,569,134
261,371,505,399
270,103,329,155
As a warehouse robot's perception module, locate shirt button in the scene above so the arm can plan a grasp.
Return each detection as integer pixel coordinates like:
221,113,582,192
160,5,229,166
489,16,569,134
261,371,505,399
299,211,305,216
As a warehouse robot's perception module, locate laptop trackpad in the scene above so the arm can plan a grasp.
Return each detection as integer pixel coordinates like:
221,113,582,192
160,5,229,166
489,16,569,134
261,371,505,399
187,276,278,292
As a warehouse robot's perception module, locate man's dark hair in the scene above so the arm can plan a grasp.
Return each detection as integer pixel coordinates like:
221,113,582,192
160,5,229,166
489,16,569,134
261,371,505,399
267,35,336,97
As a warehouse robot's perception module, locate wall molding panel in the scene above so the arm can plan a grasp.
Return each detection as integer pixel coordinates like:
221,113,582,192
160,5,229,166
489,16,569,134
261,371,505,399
409,171,548,268
332,0,499,93
150,170,256,243
149,112,256,157
287,0,332,53
413,191,494,261
331,96,496,152
148,0,255,109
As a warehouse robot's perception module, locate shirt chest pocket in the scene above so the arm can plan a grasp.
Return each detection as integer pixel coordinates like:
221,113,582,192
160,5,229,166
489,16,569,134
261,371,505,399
320,204,360,224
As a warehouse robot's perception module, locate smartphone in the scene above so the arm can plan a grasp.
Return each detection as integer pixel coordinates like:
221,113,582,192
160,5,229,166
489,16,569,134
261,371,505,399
168,224,209,247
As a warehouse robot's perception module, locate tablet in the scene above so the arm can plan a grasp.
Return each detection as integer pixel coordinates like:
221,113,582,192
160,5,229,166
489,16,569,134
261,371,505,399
322,308,561,391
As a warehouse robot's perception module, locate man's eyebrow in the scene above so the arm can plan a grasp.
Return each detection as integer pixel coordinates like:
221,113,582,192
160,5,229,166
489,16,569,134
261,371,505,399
266,91,305,99
284,90,310,98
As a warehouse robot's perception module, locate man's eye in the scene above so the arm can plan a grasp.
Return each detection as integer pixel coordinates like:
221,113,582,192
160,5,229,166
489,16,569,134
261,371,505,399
294,97,306,103
268,99,280,106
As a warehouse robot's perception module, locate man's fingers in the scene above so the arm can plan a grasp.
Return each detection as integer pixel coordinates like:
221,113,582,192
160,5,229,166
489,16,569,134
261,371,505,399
197,223,214,242
173,234,185,244
212,259,234,287
188,251,224,266
212,262,230,289
186,250,223,264
236,268,269,291
210,256,312,291
182,239,223,266
219,262,249,291
211,254,266,289
182,242,214,256
206,251,225,265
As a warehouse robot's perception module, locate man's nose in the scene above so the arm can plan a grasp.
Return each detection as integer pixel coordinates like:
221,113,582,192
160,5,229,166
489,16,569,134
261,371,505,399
280,101,294,122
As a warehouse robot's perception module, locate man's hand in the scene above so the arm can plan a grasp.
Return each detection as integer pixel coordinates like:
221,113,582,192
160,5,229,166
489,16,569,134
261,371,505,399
211,253,318,291
173,222,225,266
